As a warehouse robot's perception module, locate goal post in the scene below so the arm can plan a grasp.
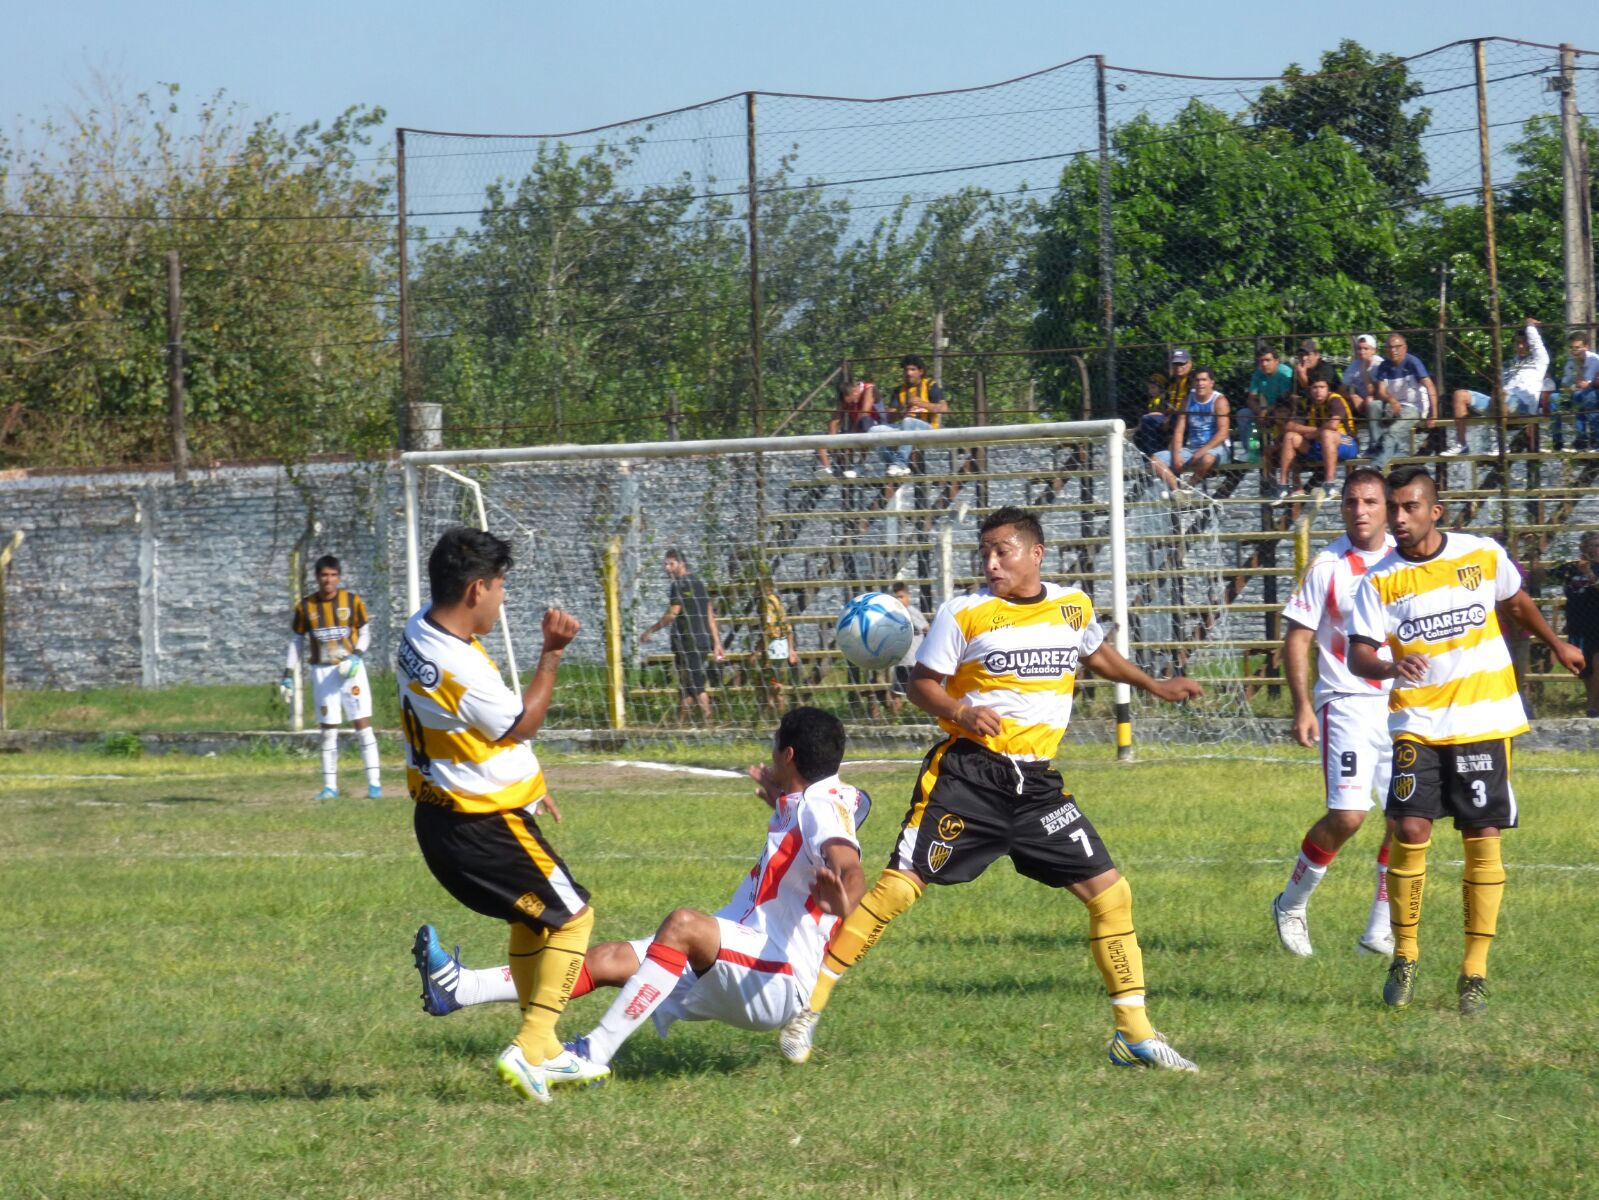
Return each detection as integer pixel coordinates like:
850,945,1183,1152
399,420,1256,756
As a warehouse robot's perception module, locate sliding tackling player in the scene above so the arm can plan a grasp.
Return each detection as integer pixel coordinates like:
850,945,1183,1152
781,506,1204,1070
1348,467,1584,1014
1272,467,1396,958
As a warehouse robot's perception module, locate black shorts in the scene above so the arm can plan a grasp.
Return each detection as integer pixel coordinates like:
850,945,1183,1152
414,802,591,931
1569,625,1597,680
673,644,708,696
1386,738,1518,831
888,737,1116,888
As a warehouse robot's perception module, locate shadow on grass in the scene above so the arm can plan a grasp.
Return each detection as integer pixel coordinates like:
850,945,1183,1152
422,1026,768,1082
0,1079,377,1103
151,795,226,805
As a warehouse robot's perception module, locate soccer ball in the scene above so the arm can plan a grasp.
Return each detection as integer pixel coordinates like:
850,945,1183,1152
835,592,914,671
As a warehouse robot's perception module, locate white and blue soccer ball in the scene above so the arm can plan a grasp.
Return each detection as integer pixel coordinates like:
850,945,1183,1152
835,592,914,671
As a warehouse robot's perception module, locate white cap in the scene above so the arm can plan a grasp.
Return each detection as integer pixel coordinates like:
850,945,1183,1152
1355,334,1376,349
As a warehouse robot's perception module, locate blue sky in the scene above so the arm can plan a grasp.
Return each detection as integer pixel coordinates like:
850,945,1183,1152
2,0,1586,141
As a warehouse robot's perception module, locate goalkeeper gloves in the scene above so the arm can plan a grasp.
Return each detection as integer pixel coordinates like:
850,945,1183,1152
341,654,364,680
278,673,294,704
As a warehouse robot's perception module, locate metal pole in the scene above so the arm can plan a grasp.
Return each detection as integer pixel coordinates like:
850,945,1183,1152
1560,45,1596,333
745,93,764,439
396,128,414,452
0,531,23,732
402,460,421,617
1096,56,1117,422
288,547,304,734
166,251,189,483
1475,41,1511,549
1107,421,1132,761
603,536,627,730
933,310,945,385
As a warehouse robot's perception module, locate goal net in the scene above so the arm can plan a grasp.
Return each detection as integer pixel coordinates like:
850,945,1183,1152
400,423,1270,753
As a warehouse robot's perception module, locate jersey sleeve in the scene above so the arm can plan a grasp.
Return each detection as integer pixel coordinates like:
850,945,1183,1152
799,791,860,859
291,601,307,636
1080,617,1106,657
1282,558,1330,631
1347,574,1389,646
916,600,967,676
455,650,527,741
352,594,369,628
1493,544,1524,602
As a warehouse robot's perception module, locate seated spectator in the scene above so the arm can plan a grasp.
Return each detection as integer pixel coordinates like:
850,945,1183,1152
816,377,881,478
1558,331,1599,452
1291,338,1339,399
1549,531,1599,716
1370,333,1438,464
1134,368,1175,455
879,355,947,477
1269,377,1357,503
1150,367,1231,496
1444,318,1548,456
1242,347,1293,450
1341,334,1380,435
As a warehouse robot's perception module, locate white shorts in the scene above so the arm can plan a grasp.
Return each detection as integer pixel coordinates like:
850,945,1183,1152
629,917,804,1036
310,662,372,725
1319,693,1392,812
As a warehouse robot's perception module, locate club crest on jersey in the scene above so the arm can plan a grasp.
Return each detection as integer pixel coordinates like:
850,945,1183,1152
926,841,954,873
936,814,965,840
1392,774,1416,803
1059,604,1086,631
1394,742,1419,769
337,606,352,620
1456,564,1484,590
513,892,546,919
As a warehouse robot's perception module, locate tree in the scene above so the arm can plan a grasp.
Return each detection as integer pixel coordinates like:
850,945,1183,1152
0,82,395,467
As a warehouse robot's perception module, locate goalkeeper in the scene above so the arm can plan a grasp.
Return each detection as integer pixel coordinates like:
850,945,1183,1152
282,554,382,800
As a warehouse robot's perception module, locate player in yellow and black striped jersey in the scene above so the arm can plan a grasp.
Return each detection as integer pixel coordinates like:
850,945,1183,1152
778,506,1208,1072
282,555,381,800
1348,466,1584,1015
397,526,607,1101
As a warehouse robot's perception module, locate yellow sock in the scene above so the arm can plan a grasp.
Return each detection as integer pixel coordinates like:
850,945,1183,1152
514,907,594,1062
1086,877,1155,1043
1461,836,1505,979
807,869,923,1014
1388,839,1430,961
506,920,548,1037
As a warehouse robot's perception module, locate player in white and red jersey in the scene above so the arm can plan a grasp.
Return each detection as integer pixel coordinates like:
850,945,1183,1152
411,707,869,1070
1348,466,1584,1015
1271,467,1398,959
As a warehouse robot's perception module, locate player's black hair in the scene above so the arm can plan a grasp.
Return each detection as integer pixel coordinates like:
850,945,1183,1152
1385,464,1438,500
428,527,513,606
313,554,341,574
979,505,1045,546
664,547,687,566
900,355,925,370
776,706,845,783
1342,466,1387,496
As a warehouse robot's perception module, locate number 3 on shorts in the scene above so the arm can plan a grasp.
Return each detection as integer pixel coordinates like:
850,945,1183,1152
1470,779,1488,808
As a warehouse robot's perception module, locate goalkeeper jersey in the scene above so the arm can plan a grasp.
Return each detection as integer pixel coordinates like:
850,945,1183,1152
292,589,368,666
917,582,1104,762
395,608,547,814
1348,532,1528,745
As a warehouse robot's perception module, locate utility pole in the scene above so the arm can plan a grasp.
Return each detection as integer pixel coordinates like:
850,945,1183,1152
1096,55,1117,422
1557,45,1596,335
745,93,764,439
932,310,946,384
166,251,189,483
396,128,416,451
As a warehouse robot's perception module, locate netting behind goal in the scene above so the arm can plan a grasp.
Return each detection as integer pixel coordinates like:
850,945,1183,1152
401,424,1272,750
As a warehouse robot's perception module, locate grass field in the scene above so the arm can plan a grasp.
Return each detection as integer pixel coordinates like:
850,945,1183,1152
3,742,1597,1199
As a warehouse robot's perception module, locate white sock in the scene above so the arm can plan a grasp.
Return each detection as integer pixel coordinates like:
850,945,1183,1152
456,963,518,1007
320,728,339,791
583,942,690,1065
1280,841,1334,914
358,726,381,788
1365,858,1391,940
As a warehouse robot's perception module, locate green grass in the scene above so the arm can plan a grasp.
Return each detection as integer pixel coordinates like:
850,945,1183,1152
2,744,1596,1198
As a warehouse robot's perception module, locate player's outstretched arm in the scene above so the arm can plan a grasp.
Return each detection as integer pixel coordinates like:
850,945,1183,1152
1499,589,1586,676
746,763,780,809
905,665,1002,736
503,608,580,743
812,841,867,917
1082,643,1202,704
1283,625,1319,747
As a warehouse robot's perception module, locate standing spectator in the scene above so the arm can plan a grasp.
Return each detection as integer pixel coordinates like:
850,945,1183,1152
879,356,948,477
1150,367,1231,496
1341,334,1381,443
755,582,800,718
885,582,930,719
1551,531,1599,717
1243,347,1294,455
1292,339,1339,399
816,377,881,478
1370,334,1439,464
641,549,725,724
1444,318,1548,457
1558,331,1599,452
1270,377,1357,503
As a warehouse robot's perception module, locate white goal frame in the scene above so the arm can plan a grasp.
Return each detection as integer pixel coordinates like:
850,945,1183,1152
400,420,1134,754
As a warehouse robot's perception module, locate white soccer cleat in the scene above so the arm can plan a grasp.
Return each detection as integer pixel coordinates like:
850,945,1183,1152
1271,893,1313,957
540,1045,611,1088
1108,1030,1198,1072
494,1043,552,1105
885,463,911,477
779,1007,820,1064
1357,930,1395,957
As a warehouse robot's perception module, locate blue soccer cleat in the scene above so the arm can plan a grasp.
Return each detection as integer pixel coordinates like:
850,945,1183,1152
367,784,383,799
1108,1030,1198,1072
314,786,338,801
412,924,463,1016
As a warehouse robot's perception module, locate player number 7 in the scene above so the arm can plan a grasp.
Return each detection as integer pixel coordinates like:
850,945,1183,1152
1068,828,1092,856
